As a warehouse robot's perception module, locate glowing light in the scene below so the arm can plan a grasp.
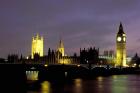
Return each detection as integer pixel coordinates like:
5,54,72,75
134,63,136,66
44,64,48,67
77,64,80,67
117,37,121,41
134,63,136,67
123,34,126,36
65,72,67,77
26,56,29,59
123,37,126,42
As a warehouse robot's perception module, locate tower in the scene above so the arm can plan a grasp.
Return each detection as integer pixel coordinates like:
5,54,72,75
31,34,43,58
116,23,126,66
58,39,65,57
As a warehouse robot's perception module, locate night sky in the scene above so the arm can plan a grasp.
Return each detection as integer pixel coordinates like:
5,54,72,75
0,0,140,58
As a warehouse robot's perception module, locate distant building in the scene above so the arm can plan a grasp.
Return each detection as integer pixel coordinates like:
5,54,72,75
47,48,56,64
31,34,43,59
99,50,115,65
57,39,65,57
7,54,19,63
47,48,80,64
80,47,99,64
116,23,126,66
103,50,114,57
57,39,80,64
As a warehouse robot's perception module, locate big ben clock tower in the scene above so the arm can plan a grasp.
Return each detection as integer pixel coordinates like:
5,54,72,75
116,23,126,67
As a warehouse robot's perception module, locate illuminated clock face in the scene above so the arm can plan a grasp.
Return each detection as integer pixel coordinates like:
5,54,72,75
123,37,126,41
117,37,121,41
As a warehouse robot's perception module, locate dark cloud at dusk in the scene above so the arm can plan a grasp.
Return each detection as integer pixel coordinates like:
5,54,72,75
0,0,140,58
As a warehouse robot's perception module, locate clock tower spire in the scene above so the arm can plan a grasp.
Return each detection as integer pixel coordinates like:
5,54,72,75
116,22,126,67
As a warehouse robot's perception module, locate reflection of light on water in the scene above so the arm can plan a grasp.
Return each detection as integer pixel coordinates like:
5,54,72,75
65,72,67,77
26,71,39,80
112,75,117,79
111,75,128,93
74,79,82,93
97,76,103,82
75,79,82,87
41,81,51,93
97,76,103,89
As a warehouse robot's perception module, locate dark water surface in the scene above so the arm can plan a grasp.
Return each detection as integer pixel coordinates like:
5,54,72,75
27,75,140,93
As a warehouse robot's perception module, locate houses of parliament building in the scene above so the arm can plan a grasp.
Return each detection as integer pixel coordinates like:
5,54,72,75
30,23,129,67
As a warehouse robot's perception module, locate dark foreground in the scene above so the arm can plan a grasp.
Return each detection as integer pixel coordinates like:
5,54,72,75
0,64,140,92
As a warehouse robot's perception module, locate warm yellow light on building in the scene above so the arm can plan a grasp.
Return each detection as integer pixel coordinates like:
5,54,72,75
31,34,44,59
116,23,126,67
117,37,121,42
58,39,65,57
59,59,71,64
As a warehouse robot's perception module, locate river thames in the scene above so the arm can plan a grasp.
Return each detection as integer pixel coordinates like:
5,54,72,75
27,74,140,93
